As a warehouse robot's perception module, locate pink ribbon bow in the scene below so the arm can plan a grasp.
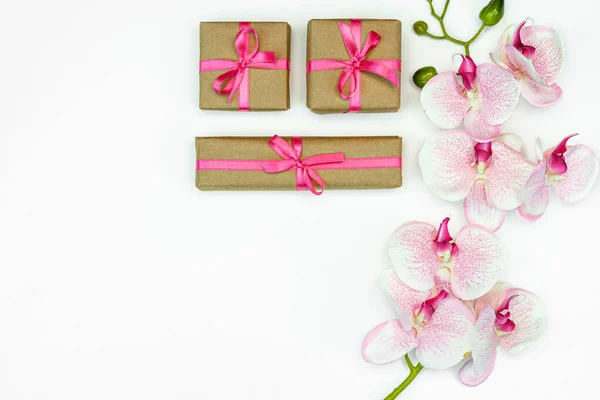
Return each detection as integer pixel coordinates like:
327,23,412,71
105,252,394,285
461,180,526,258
196,135,402,195
262,136,345,195
306,19,401,113
199,22,290,111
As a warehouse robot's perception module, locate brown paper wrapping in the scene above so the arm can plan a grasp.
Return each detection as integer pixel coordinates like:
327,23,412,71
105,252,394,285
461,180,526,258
306,19,402,114
199,22,291,111
196,136,402,191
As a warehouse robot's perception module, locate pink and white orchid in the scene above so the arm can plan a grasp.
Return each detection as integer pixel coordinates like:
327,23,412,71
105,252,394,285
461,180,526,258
362,269,475,370
421,56,520,142
494,20,564,107
458,283,547,386
517,134,599,221
388,218,505,300
419,130,535,232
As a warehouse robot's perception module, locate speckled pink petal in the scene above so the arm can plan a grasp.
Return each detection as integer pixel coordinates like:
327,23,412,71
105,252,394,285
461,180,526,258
458,305,499,386
419,130,478,201
554,145,600,203
520,25,564,85
464,180,507,232
498,289,547,354
380,269,431,331
362,319,418,365
421,71,470,129
485,140,536,210
477,63,520,125
451,226,505,300
415,299,476,370
388,222,442,292
518,161,550,220
464,107,501,142
503,45,563,107
497,24,519,62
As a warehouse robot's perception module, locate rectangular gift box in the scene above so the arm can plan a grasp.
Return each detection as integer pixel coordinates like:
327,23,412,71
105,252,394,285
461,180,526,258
199,21,291,111
195,136,402,192
306,19,402,114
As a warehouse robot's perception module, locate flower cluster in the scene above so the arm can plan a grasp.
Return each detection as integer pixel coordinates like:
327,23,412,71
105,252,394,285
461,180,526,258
418,20,598,230
362,218,547,395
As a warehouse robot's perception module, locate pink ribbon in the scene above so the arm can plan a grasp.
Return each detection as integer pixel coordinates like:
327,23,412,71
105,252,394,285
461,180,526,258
199,22,290,111
196,135,402,196
306,19,401,113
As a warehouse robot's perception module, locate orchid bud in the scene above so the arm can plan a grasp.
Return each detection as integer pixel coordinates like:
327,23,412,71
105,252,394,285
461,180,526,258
479,0,504,27
413,66,438,89
413,21,429,35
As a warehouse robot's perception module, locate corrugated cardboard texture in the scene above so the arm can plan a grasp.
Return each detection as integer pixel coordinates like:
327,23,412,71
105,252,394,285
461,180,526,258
196,136,402,191
306,19,402,114
199,22,291,111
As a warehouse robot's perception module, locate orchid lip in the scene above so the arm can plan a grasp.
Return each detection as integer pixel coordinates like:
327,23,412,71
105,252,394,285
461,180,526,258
512,20,536,58
474,141,493,165
495,295,517,333
434,217,459,258
415,290,449,325
547,134,579,175
458,55,477,92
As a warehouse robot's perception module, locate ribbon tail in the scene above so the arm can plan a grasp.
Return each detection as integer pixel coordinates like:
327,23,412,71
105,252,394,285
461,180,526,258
304,168,325,195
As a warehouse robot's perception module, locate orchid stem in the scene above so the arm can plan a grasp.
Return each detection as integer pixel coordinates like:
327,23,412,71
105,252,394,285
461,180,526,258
423,0,486,56
383,355,424,400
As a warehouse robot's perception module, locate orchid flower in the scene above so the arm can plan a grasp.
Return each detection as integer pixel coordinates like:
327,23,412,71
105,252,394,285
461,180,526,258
458,283,547,386
421,55,520,142
419,130,535,232
388,217,505,301
517,134,599,221
362,269,475,371
494,20,564,107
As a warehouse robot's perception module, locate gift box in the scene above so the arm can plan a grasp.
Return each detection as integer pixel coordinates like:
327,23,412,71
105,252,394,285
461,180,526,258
306,19,402,114
196,136,402,194
199,22,291,111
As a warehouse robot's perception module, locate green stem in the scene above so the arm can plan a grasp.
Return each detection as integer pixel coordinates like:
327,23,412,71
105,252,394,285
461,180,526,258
423,0,486,56
383,355,424,400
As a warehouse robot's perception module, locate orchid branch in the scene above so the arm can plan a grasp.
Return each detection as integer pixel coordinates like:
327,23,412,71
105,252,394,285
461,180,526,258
383,354,424,400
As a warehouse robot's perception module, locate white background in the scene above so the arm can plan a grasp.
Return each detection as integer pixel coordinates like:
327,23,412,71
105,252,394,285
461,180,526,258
1,0,598,399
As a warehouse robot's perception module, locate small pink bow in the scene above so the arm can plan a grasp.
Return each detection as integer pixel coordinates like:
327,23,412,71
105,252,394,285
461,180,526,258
199,22,290,111
307,19,401,112
262,136,345,195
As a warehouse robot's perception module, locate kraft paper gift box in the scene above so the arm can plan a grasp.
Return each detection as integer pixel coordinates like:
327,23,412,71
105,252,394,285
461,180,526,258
306,19,402,114
199,21,291,111
195,136,402,194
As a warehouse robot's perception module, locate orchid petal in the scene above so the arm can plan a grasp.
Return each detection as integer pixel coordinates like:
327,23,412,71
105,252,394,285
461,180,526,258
388,222,441,292
419,130,478,201
485,140,536,210
452,225,505,300
520,25,564,85
554,145,600,203
380,269,431,331
421,71,470,129
497,24,519,64
362,320,418,365
477,63,520,125
536,138,544,161
503,45,563,107
464,107,501,142
458,305,499,386
498,289,547,354
464,180,507,232
415,299,476,370
518,161,550,220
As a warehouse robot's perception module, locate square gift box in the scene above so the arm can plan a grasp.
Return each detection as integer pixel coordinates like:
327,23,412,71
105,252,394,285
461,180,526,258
199,21,291,111
306,19,402,113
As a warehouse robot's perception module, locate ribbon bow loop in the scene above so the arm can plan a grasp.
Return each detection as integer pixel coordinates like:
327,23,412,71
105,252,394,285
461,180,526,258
262,135,345,195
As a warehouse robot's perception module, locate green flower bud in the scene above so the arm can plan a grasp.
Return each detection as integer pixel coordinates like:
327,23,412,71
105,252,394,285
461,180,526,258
413,66,438,89
413,21,429,35
479,0,504,27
